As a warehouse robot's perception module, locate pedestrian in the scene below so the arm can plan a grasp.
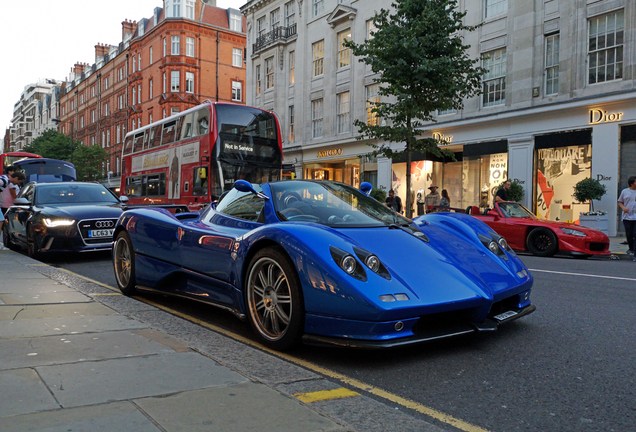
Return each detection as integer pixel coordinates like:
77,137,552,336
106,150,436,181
385,189,403,213
440,189,451,210
0,167,25,215
494,180,512,204
424,185,441,212
617,175,636,260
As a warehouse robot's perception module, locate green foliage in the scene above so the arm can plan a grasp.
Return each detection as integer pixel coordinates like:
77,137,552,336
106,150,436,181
370,187,387,203
24,129,80,161
573,178,606,213
72,145,109,182
496,180,524,202
344,0,484,216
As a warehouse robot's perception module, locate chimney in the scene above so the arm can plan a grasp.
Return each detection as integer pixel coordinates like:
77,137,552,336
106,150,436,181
122,19,137,41
95,43,110,63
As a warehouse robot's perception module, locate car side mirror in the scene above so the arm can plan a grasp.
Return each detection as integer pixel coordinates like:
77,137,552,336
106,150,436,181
119,195,129,203
13,197,31,206
486,209,500,219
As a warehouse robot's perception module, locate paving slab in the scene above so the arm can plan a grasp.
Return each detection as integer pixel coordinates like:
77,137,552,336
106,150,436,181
0,314,147,339
0,368,59,417
36,351,248,407
0,401,161,432
0,302,116,321
0,290,91,305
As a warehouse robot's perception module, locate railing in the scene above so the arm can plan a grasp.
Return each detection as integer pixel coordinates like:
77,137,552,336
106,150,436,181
253,24,297,54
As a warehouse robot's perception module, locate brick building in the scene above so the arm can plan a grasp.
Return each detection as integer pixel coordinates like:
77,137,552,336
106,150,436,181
57,0,246,187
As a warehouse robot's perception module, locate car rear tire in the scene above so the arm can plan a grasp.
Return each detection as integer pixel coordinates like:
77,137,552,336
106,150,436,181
246,248,304,351
526,228,558,257
113,231,137,295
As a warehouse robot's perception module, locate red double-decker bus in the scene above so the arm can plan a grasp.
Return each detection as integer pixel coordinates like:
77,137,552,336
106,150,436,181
120,102,283,210
1,151,41,173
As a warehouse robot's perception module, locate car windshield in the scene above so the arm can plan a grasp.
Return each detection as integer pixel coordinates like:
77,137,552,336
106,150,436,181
271,181,411,227
499,202,536,219
35,184,120,206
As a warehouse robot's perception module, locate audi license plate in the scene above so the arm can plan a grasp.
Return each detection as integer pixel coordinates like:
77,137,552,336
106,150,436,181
493,310,518,321
89,229,114,238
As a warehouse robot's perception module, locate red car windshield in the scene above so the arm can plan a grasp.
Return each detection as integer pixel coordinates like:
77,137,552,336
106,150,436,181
498,202,537,219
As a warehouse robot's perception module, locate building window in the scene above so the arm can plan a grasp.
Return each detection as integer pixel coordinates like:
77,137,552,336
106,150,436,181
172,0,181,17
337,91,351,134
163,38,167,57
232,81,242,101
103,76,109,90
186,37,195,57
288,105,295,142
171,71,180,92
588,10,624,84
171,35,180,55
163,72,167,93
91,109,96,123
289,51,295,85
311,99,323,138
312,0,324,17
132,87,137,105
284,1,296,27
270,8,280,29
366,84,380,126
230,12,242,32
257,16,267,37
265,57,274,89
185,72,194,93
138,84,142,102
138,53,142,70
149,46,153,64
484,0,507,19
545,33,559,95
312,40,324,77
338,29,351,69
233,48,242,67
481,48,506,107
255,65,262,95
366,19,377,40
185,0,194,19
149,79,154,99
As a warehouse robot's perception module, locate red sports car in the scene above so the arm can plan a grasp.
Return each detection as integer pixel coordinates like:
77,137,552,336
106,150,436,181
468,201,610,258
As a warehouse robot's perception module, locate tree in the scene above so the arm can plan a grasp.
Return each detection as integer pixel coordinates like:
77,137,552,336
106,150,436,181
345,0,484,217
23,129,80,161
72,145,109,182
573,178,607,214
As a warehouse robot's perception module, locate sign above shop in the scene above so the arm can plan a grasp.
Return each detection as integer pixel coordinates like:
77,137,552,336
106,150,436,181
317,148,343,158
432,132,453,144
589,108,623,124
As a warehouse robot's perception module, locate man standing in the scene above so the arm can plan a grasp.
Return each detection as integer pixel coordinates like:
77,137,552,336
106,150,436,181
617,176,636,260
495,180,512,204
385,189,403,213
424,185,441,212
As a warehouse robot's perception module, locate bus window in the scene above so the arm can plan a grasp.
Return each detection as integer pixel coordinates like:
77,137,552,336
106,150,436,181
150,125,162,147
162,120,177,145
132,132,144,153
126,176,143,196
146,173,166,196
192,166,208,196
181,112,194,139
123,135,134,155
195,108,210,136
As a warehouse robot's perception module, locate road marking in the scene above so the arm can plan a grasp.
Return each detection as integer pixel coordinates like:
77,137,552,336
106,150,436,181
529,268,636,282
294,387,359,403
52,268,489,432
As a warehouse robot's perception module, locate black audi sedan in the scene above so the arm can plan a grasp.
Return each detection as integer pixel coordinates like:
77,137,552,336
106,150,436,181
2,182,125,258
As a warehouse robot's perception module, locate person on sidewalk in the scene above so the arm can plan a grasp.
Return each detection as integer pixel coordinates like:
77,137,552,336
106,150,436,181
425,185,441,212
617,175,636,261
0,166,25,215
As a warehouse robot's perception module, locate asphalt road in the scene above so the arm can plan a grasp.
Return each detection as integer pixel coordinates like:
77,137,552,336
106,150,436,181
47,252,636,432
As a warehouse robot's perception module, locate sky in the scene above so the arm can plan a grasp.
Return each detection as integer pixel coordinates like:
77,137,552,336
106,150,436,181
1,0,244,134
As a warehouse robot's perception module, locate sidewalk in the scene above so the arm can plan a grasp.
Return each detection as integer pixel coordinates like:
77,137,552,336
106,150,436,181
0,248,447,432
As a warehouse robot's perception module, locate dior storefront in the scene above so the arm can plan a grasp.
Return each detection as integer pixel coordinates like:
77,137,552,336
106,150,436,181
378,94,636,236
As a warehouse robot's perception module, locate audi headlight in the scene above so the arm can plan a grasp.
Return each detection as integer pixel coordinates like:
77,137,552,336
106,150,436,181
560,227,586,237
43,218,75,227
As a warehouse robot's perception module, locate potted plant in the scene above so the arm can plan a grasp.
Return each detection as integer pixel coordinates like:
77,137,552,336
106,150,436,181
494,180,525,202
573,177,608,233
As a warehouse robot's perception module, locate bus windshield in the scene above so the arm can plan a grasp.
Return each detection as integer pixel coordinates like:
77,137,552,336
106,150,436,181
15,158,77,183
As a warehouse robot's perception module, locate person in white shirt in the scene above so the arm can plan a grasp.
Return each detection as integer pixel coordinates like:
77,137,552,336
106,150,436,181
617,175,636,259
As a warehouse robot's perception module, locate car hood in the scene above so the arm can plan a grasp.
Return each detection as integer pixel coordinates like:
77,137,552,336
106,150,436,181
37,204,123,219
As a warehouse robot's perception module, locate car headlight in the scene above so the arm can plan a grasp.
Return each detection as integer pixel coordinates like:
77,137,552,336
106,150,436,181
560,227,586,237
365,255,380,272
498,237,513,252
341,255,357,274
43,218,75,227
330,246,366,281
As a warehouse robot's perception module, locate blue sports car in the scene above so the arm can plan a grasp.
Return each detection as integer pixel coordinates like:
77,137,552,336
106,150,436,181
112,180,535,350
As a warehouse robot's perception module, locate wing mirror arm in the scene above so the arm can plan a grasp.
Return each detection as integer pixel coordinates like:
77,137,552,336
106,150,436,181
233,179,269,200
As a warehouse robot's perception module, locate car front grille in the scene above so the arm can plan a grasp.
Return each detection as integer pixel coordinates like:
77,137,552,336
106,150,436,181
78,218,118,245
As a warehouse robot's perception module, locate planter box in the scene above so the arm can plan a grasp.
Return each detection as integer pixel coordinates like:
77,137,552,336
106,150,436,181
579,214,609,234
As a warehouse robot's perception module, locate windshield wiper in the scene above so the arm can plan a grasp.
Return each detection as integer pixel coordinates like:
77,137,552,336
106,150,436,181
388,223,429,242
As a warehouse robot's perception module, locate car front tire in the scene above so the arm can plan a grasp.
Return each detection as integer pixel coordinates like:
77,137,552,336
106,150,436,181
246,248,304,351
27,225,40,259
526,228,558,257
113,231,137,295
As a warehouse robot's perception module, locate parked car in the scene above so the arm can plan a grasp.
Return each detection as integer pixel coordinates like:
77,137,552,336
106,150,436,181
468,201,610,258
112,179,535,351
2,182,124,257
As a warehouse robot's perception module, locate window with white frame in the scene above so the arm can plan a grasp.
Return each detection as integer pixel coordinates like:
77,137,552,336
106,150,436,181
255,65,262,95
289,51,295,85
257,16,267,37
271,8,280,29
481,48,506,107
132,87,137,105
172,0,181,17
484,0,507,19
103,76,109,90
366,19,377,40
265,57,274,89
163,38,167,57
232,81,242,101
163,72,167,93
545,33,559,95
232,48,242,67
149,46,153,64
312,0,324,17
116,125,121,144
288,105,295,142
185,72,194,93
185,0,194,19
588,10,624,84
230,13,242,32
366,84,380,126
186,37,195,57
91,109,96,123
337,91,351,134
137,84,142,102
149,79,154,99
284,1,295,27
338,29,351,69
138,53,142,70
311,98,323,138
312,40,324,77
171,71,180,92
171,35,180,55
118,94,124,110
